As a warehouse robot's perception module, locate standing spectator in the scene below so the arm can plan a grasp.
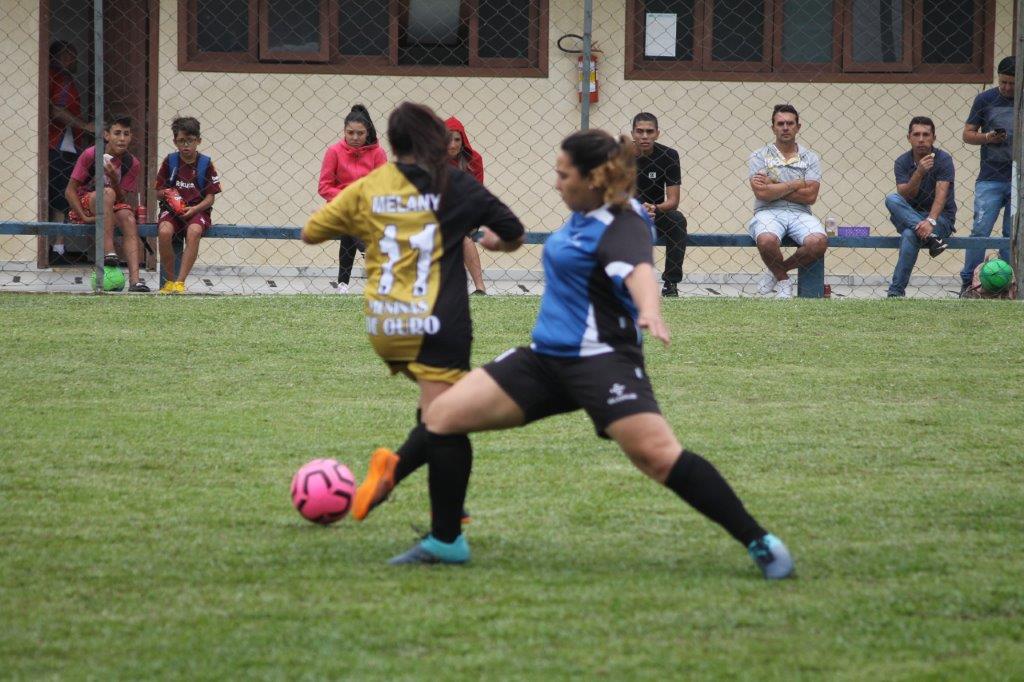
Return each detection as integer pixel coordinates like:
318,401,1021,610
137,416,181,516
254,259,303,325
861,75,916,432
48,41,92,261
154,117,222,294
65,114,149,292
960,56,1015,296
883,117,955,298
747,104,827,299
631,112,687,297
446,116,487,295
318,105,387,293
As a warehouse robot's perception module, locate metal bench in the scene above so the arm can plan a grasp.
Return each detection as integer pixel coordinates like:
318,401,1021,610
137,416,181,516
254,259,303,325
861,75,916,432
1,222,1012,297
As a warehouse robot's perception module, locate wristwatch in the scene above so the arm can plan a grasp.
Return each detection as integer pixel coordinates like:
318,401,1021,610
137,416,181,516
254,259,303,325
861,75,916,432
926,217,937,227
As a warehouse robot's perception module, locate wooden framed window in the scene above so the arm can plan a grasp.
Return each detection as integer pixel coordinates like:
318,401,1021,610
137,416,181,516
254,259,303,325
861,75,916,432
626,0,993,82
706,0,773,73
189,0,257,62
180,0,547,76
774,0,842,73
843,0,912,72
259,0,329,62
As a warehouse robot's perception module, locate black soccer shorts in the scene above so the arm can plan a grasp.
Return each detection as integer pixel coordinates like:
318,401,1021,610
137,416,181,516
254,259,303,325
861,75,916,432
483,346,661,439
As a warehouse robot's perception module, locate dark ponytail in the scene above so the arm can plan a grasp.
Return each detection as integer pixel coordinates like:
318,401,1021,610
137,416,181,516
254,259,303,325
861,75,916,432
344,104,378,145
387,102,449,194
561,130,636,209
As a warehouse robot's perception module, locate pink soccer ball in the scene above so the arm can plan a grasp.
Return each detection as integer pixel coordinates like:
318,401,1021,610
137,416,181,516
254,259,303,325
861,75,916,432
291,458,356,525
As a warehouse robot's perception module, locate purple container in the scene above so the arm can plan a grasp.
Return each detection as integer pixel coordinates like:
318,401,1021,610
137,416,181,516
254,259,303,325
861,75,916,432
837,225,870,237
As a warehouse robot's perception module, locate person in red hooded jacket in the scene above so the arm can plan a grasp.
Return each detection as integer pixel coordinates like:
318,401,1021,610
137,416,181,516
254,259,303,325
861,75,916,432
48,41,93,262
319,105,388,293
446,117,488,295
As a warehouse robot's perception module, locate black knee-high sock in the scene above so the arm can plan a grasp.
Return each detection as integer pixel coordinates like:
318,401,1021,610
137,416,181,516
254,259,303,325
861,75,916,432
393,409,425,483
664,450,766,546
426,431,472,543
394,421,428,484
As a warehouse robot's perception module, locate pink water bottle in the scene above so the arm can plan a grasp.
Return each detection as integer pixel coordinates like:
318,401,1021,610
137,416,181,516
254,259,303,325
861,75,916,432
135,193,147,224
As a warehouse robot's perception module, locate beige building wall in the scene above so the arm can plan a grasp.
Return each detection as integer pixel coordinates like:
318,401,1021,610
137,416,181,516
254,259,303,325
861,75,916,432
154,0,1015,280
3,0,1015,281
0,0,41,260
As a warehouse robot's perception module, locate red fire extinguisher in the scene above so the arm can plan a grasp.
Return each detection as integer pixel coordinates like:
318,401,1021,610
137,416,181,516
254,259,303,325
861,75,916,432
577,53,599,103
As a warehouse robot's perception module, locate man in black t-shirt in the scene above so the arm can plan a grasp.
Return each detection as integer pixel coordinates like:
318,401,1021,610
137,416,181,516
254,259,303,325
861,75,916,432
632,112,687,297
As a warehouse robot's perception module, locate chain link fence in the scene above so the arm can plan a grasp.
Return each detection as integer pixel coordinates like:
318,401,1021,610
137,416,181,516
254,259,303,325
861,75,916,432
0,0,1019,297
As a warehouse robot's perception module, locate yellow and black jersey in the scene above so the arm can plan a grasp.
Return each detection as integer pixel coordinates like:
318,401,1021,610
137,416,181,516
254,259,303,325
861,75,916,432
304,162,524,377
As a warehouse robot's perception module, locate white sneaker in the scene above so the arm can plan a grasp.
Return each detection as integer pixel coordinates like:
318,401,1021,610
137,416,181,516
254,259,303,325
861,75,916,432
335,282,349,294
775,279,793,299
757,271,777,295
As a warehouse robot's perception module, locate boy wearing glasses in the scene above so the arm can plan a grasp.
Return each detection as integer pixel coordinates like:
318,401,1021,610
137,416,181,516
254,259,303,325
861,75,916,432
154,117,222,293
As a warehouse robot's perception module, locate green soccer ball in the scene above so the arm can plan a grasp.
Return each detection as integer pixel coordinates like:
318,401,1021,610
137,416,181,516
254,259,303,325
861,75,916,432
90,266,126,292
979,259,1013,293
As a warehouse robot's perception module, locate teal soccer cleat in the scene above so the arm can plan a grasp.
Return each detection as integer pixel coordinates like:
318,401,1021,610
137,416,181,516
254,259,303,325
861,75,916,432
388,534,471,565
747,533,794,580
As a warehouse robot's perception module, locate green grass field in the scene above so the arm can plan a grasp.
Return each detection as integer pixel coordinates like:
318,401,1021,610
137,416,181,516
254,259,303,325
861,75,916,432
1,294,1022,679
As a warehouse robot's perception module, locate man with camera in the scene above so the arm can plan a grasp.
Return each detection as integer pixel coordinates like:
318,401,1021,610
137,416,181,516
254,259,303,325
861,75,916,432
960,55,1015,295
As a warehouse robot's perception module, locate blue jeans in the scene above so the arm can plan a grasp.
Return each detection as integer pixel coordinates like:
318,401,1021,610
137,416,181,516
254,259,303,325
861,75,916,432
960,180,1011,285
884,193,953,296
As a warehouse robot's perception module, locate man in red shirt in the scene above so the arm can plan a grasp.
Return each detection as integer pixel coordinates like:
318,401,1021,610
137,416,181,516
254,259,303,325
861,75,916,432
48,41,92,260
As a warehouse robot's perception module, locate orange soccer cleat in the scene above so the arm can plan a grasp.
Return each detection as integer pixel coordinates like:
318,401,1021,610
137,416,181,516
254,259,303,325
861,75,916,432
351,448,400,521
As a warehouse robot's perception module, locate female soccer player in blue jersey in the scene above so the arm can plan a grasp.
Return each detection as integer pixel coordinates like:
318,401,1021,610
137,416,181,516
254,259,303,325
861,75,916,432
384,129,794,579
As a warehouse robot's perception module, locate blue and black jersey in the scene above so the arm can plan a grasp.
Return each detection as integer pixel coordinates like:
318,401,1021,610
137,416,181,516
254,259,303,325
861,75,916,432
531,200,655,358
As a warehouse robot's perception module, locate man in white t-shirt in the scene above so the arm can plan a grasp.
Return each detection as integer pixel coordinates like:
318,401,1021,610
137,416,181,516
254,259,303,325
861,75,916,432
747,104,828,299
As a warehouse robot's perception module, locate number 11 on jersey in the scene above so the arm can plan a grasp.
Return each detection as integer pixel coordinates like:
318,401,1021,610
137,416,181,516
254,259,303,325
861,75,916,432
377,222,438,296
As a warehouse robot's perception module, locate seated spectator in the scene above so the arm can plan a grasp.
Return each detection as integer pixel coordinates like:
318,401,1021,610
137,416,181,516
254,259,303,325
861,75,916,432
748,104,827,299
446,116,488,295
48,40,92,261
65,114,149,291
318,105,387,293
155,117,222,294
631,112,687,297
883,116,955,298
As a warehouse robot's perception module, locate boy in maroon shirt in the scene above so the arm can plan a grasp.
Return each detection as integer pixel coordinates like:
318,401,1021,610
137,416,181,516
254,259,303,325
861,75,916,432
154,117,222,293
65,114,149,291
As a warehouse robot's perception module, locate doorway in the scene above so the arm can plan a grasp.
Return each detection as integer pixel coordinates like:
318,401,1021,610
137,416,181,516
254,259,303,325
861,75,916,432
38,0,158,268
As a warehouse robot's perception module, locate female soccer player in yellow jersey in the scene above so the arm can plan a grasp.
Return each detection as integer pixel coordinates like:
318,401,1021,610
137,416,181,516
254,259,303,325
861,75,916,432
301,102,525,520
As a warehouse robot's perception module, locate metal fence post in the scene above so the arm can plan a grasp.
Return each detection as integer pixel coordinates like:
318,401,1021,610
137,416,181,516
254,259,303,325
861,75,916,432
580,0,593,131
1014,0,1024,298
92,0,105,291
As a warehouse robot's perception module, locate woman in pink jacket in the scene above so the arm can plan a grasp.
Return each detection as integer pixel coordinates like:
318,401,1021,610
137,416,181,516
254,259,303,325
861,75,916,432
318,105,388,293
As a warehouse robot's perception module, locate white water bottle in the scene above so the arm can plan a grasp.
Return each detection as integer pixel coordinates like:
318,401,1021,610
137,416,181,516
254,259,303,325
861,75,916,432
825,215,837,236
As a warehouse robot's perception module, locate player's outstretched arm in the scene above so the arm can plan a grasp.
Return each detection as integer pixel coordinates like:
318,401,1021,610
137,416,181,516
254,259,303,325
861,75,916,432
625,263,670,347
302,184,359,244
477,226,524,252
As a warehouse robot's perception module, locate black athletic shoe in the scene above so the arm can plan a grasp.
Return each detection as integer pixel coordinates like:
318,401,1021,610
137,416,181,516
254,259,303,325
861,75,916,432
128,281,150,293
471,289,487,296
103,253,119,267
924,235,947,258
661,282,679,297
